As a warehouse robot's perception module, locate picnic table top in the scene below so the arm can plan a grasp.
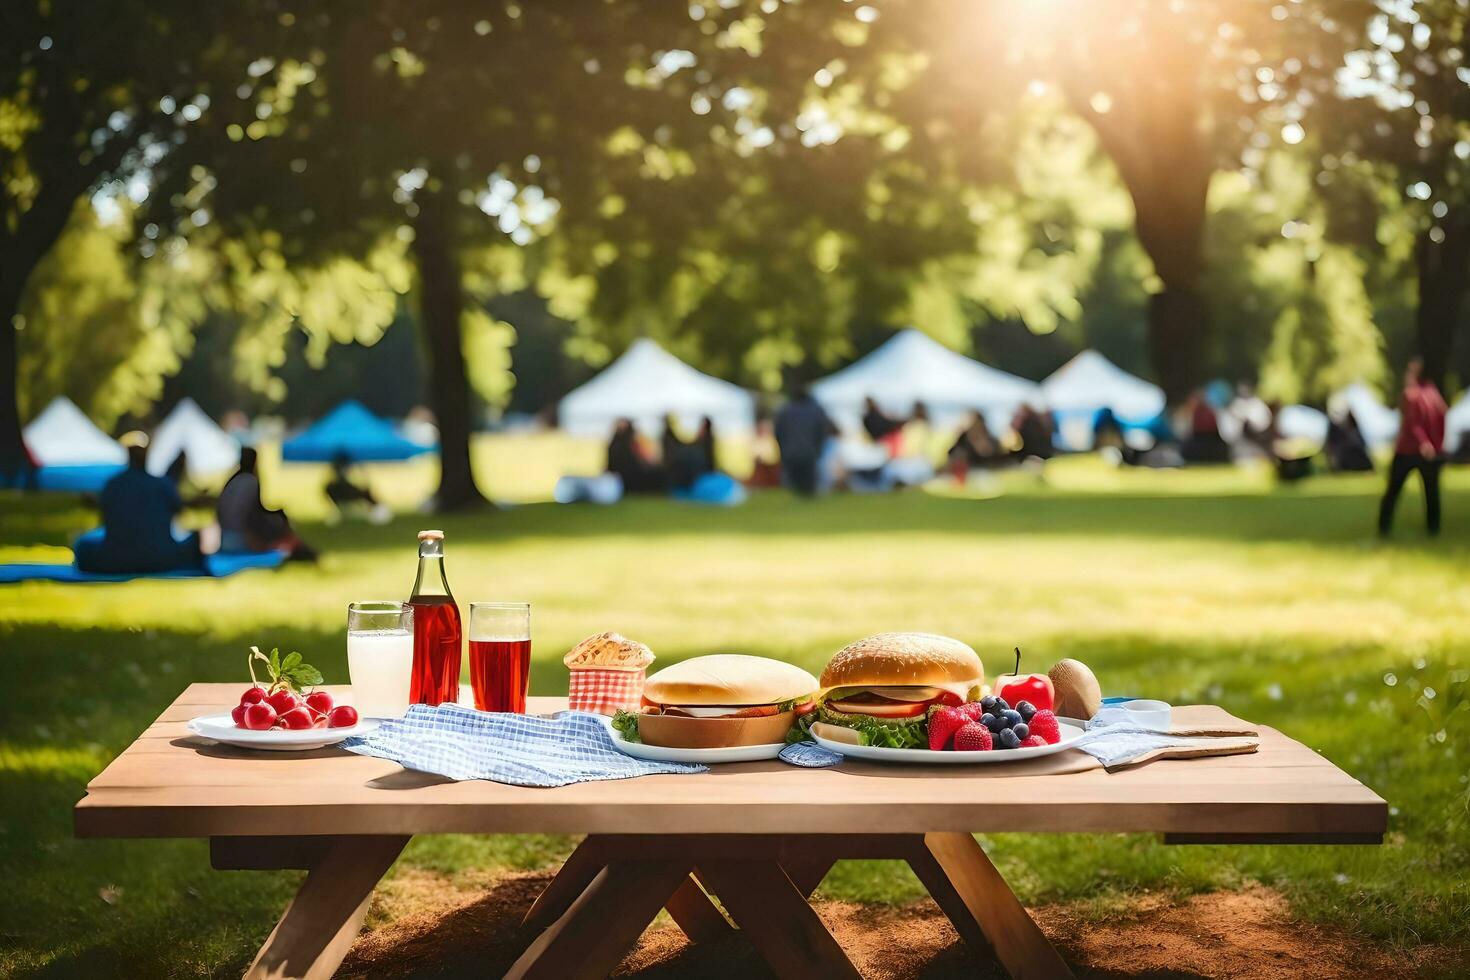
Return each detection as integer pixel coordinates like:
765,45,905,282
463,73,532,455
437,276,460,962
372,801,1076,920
74,684,1387,842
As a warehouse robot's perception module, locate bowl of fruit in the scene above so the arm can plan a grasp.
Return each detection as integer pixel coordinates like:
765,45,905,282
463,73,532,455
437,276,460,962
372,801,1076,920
187,646,379,752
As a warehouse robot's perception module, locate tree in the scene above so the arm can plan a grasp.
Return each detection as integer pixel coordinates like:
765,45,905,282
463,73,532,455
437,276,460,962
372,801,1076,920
1317,0,1470,388
0,2,300,477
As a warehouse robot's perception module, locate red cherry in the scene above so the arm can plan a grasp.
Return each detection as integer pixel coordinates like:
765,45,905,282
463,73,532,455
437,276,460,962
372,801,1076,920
239,686,267,706
327,705,360,729
267,690,302,716
243,702,278,731
278,706,315,730
305,691,334,715
231,704,249,728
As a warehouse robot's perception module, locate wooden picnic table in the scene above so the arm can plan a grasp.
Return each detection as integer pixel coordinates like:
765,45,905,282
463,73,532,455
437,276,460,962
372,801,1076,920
75,684,1386,980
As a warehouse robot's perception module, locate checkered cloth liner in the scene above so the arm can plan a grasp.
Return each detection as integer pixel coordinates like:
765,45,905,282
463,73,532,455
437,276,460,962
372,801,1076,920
567,667,645,715
342,703,705,787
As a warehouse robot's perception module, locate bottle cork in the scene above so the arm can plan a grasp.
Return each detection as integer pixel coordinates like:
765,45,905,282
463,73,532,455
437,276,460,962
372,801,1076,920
417,529,444,541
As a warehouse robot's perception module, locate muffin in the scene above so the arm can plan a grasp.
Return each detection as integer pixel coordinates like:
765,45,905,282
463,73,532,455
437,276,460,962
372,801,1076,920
563,632,656,715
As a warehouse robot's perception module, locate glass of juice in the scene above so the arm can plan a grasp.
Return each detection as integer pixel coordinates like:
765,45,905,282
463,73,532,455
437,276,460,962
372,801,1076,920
347,601,415,718
468,602,532,713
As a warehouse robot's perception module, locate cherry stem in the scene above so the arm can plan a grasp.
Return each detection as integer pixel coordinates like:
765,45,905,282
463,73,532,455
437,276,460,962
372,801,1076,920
1013,647,1021,674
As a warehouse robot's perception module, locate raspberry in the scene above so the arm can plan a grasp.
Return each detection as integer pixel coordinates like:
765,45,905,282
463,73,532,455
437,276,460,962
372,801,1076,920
1028,710,1061,745
953,722,993,752
1021,734,1046,748
928,706,967,751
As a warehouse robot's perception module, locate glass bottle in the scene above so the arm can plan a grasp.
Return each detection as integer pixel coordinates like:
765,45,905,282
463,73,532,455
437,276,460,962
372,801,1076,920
408,530,463,706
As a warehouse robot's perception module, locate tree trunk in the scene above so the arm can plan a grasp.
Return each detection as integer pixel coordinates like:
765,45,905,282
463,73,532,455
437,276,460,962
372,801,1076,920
0,244,43,483
1147,284,1208,406
1415,217,1470,391
411,183,485,511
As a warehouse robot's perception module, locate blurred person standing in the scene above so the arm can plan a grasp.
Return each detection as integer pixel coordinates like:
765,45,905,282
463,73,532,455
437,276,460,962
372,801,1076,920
1379,356,1447,537
775,387,833,497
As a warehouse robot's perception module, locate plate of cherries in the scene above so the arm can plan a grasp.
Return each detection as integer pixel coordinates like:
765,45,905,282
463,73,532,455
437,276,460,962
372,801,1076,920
187,646,379,751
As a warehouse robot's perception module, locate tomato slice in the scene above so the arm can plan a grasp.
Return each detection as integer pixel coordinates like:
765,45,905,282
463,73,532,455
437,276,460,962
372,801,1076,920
725,704,780,718
933,689,964,708
794,700,817,716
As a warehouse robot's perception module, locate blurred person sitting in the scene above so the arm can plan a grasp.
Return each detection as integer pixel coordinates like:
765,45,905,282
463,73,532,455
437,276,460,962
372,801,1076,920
661,414,708,492
324,452,390,524
1324,409,1374,473
606,418,665,494
217,447,317,561
747,415,783,488
775,387,834,497
862,396,904,455
74,433,205,574
1181,391,1231,464
1093,407,1126,452
1378,356,1447,537
693,416,719,476
947,412,1003,481
1011,404,1055,461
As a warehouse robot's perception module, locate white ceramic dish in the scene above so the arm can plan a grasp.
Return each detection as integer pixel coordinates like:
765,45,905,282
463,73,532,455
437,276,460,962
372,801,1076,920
811,719,1088,764
601,717,786,764
187,712,380,752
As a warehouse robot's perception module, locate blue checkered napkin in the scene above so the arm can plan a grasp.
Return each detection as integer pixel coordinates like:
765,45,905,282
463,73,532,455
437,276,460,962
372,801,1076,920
342,704,707,787
779,740,844,767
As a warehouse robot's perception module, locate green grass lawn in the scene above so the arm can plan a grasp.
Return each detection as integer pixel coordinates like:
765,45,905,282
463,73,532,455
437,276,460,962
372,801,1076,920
3,449,1469,977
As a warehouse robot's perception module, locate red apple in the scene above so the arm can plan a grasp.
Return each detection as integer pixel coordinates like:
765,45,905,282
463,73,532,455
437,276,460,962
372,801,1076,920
994,647,1054,712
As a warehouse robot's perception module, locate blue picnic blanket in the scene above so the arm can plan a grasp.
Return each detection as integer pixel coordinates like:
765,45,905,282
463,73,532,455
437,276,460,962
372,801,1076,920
0,549,285,584
342,704,707,787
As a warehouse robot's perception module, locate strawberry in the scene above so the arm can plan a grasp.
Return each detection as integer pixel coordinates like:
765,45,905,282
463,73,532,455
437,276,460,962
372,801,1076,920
1028,709,1061,745
1020,734,1046,748
953,722,993,752
927,705,967,751
961,701,987,721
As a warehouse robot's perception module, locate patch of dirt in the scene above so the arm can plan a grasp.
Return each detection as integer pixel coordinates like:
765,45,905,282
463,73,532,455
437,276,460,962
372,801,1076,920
338,870,1464,980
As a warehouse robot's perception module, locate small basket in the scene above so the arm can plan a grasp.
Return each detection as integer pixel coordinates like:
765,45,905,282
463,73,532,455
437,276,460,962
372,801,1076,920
568,667,647,716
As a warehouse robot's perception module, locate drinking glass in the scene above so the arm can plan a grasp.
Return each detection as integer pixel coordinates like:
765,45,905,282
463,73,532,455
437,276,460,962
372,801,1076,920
347,601,415,718
468,602,532,713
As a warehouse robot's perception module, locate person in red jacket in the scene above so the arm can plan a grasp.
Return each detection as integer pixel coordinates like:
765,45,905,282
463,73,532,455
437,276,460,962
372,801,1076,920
1378,356,1448,537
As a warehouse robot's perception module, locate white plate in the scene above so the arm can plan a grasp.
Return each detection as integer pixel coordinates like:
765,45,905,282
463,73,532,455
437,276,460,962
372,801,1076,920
811,719,1088,764
187,712,381,752
600,717,786,764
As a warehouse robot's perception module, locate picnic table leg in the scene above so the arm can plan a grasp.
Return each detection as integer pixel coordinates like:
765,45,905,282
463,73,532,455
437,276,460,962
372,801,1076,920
916,832,1074,980
244,834,409,980
505,859,694,980
697,860,861,980
523,835,732,943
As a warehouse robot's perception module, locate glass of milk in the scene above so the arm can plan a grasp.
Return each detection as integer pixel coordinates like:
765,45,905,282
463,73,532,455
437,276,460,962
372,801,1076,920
347,601,415,718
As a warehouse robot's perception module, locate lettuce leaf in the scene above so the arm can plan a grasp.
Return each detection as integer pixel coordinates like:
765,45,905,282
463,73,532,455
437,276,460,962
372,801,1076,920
815,705,927,749
611,710,642,743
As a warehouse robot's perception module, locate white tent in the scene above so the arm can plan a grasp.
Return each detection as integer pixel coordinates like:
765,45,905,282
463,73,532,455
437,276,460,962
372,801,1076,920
22,397,126,467
1040,351,1166,450
1041,350,1165,420
147,398,241,476
810,329,1039,433
1276,404,1330,446
1447,390,1470,453
1329,383,1399,449
557,338,756,438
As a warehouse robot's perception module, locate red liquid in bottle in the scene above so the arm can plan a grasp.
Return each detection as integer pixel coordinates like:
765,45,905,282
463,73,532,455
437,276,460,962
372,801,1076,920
469,637,532,713
408,531,462,706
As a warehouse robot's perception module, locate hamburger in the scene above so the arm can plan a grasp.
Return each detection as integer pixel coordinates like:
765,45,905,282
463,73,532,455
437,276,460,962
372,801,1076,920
807,633,984,748
612,654,819,748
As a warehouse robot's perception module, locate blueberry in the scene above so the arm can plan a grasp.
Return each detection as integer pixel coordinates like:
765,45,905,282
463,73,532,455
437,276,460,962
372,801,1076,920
998,728,1021,750
982,713,1005,734
993,698,1010,713
1013,722,1029,741
1002,709,1023,727
1017,701,1036,722
980,695,998,712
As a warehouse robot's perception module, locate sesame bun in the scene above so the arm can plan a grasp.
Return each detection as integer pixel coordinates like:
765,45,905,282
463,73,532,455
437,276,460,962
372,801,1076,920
820,633,984,690
643,655,819,706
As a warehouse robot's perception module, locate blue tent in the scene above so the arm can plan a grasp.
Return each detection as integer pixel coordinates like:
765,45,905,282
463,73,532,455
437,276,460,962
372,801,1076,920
281,401,434,463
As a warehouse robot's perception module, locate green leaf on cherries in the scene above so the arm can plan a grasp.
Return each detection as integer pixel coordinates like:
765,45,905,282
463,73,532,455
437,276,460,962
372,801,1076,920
248,645,323,694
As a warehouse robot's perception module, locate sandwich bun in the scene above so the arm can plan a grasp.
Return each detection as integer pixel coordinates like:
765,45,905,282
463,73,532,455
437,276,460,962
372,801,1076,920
820,632,984,690
643,655,819,707
638,711,796,748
